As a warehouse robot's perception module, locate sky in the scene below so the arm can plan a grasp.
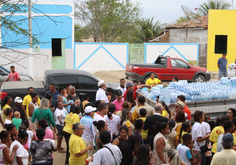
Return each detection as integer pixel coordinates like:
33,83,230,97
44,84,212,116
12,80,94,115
36,0,234,24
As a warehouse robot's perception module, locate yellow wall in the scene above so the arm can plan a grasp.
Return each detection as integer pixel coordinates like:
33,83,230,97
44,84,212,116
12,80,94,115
207,10,236,71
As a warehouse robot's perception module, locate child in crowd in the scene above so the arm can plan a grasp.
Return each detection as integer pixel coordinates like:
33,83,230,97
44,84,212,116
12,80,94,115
181,121,192,141
177,134,194,165
4,108,13,125
22,120,34,163
166,119,178,149
139,108,148,143
82,94,90,110
12,111,22,130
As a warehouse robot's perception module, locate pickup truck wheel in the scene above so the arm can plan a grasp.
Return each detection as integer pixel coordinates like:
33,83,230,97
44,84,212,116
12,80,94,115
194,75,206,82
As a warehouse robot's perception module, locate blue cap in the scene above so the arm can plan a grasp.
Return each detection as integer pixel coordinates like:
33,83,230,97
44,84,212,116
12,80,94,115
126,81,135,87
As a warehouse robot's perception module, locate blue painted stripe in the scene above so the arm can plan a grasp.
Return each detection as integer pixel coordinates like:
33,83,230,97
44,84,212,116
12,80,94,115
172,46,189,62
76,45,102,69
162,46,172,56
101,45,125,68
74,43,76,69
144,43,147,63
126,43,129,64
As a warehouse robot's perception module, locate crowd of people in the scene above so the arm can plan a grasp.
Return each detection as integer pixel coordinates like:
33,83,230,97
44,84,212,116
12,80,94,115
0,72,236,165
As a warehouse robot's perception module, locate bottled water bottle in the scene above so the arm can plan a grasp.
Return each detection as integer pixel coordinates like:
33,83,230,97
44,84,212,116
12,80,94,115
159,88,171,106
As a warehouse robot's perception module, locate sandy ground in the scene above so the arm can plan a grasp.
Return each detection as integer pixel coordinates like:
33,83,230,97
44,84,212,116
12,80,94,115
94,70,127,83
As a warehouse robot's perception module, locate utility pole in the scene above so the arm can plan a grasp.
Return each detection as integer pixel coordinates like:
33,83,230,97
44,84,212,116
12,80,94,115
28,0,33,78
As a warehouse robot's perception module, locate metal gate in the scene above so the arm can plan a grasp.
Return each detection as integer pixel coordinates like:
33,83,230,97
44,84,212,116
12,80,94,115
129,43,145,63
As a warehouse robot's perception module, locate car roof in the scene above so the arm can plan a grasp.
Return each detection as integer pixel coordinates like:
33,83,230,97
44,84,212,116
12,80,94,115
44,69,100,80
1,81,44,90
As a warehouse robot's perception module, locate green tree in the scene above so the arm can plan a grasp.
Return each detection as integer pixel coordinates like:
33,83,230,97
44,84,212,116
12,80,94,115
75,0,142,42
198,0,231,16
74,24,91,42
130,17,163,43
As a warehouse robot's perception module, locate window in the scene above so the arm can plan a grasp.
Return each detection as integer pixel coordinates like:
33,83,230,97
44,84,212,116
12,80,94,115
48,77,58,88
0,69,4,75
52,39,62,56
155,57,166,64
58,76,76,88
215,35,227,54
78,76,98,89
171,59,189,68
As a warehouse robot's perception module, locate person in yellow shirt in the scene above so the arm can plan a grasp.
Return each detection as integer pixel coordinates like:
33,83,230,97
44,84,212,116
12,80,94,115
63,106,81,165
209,117,225,155
69,123,92,165
132,96,154,123
2,96,12,122
82,94,90,110
145,72,162,86
139,108,148,142
180,121,192,143
22,87,40,118
160,101,171,119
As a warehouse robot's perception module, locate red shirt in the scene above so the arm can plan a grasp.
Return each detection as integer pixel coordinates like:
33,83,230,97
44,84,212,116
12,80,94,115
124,86,137,100
183,104,191,121
8,71,20,81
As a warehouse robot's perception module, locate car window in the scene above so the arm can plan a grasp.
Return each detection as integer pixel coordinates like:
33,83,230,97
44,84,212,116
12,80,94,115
155,57,166,64
48,77,58,87
58,76,76,88
78,76,98,90
0,69,5,75
171,59,189,68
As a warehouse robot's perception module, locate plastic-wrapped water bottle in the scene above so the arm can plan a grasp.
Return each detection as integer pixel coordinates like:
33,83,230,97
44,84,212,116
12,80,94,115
159,88,171,106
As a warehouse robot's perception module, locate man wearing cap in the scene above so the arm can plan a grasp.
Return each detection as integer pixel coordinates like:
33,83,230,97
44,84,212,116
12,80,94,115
96,80,109,103
124,82,152,100
171,100,188,121
80,106,96,157
112,89,124,112
211,133,236,165
13,96,26,121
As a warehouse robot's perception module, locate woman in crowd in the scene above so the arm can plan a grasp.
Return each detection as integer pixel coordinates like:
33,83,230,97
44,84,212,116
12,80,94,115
63,106,81,165
10,129,29,165
167,149,182,165
120,108,134,137
4,108,13,125
69,123,92,165
134,144,157,165
5,124,17,142
28,92,39,131
175,111,186,143
93,120,108,151
0,130,18,165
160,101,171,119
227,108,236,121
116,101,131,117
166,119,178,149
126,90,136,108
2,96,12,122
105,103,120,140
152,122,170,165
30,128,56,165
55,100,68,153
31,98,56,130
32,119,54,141
202,113,211,135
192,110,210,165
209,116,229,156
113,126,133,165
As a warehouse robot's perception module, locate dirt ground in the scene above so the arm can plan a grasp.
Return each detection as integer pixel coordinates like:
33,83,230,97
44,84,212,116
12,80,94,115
94,70,127,83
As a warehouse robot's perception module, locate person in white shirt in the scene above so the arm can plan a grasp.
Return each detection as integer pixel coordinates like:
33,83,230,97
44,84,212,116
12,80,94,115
80,106,96,157
96,80,109,103
202,113,211,135
89,130,122,165
105,103,120,139
55,100,68,153
192,110,210,165
10,131,29,165
217,120,234,152
92,103,108,138
116,79,126,97
4,108,13,125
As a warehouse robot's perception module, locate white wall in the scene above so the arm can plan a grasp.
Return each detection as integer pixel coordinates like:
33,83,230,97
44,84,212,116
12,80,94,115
145,43,199,63
0,49,73,80
169,29,208,44
74,43,128,72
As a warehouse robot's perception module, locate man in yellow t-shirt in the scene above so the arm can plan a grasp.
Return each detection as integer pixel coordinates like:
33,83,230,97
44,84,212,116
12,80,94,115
69,123,92,165
209,126,224,154
145,72,162,86
22,87,40,118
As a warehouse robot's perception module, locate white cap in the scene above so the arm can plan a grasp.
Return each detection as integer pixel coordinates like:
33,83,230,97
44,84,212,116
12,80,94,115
14,97,23,103
97,80,106,87
84,106,96,113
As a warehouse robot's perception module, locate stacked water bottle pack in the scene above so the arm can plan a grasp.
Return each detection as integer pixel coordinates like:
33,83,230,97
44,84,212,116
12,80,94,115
140,78,236,105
